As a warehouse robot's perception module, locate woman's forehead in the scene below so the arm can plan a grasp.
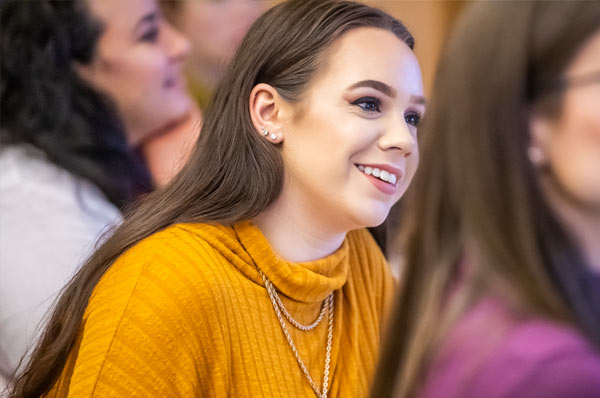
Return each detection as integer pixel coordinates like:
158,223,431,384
308,27,423,97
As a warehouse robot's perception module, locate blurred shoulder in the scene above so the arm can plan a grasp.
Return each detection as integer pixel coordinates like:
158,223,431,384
0,144,120,223
424,298,600,398
477,319,600,398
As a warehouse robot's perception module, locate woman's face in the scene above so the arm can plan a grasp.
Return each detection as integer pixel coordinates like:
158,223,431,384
278,27,424,232
171,0,264,87
533,30,600,212
78,0,192,146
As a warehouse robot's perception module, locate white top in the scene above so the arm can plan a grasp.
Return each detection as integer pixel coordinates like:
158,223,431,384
0,145,121,383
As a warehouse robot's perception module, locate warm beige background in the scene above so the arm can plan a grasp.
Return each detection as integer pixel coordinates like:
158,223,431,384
268,0,466,96
363,1,464,96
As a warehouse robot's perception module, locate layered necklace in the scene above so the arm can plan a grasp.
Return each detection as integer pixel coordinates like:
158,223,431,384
255,265,335,398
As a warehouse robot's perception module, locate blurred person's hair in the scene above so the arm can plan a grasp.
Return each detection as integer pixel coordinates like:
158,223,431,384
372,2,600,397
0,0,151,208
10,1,413,396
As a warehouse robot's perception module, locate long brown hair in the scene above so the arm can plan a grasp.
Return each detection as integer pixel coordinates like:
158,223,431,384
372,2,600,397
11,1,414,396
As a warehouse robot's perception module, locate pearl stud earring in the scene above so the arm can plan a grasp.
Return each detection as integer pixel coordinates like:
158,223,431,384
270,133,277,140
528,146,545,166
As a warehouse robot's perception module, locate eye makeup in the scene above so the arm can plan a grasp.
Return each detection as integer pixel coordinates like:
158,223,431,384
352,96,382,113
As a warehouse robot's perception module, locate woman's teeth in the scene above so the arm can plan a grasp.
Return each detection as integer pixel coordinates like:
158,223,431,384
357,165,397,185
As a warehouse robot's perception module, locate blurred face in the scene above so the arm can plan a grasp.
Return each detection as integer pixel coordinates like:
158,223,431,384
279,27,424,232
78,0,192,145
532,30,600,213
172,0,264,87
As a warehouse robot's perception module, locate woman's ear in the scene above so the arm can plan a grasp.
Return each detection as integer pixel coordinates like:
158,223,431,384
249,83,285,144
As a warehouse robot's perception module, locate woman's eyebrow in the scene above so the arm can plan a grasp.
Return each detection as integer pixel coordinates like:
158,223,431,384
348,80,397,98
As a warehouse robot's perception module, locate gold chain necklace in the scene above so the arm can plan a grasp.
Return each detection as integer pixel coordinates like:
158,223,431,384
256,266,334,398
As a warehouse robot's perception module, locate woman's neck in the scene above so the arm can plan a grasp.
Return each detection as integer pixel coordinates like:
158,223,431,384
560,206,600,273
545,179,600,273
253,198,347,263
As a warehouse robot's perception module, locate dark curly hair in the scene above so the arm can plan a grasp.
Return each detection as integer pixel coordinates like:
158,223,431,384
0,0,152,209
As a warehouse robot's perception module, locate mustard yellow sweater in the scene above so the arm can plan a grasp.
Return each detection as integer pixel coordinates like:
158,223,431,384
47,221,394,397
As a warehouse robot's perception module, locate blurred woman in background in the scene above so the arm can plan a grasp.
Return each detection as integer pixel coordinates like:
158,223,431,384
163,0,264,109
0,0,191,386
373,2,600,397
142,0,265,185
12,0,424,396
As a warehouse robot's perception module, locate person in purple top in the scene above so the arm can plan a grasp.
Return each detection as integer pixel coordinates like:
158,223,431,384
372,2,600,397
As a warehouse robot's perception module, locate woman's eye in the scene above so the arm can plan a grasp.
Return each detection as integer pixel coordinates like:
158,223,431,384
139,27,159,43
405,112,422,126
352,97,382,113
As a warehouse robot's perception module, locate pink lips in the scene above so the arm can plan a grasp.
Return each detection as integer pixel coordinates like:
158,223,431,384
356,163,403,195
164,71,185,90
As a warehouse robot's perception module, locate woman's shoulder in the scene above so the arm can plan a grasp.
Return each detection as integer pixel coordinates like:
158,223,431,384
473,317,600,397
0,145,120,299
111,222,240,270
422,298,600,398
78,223,241,354
1,144,76,195
89,223,242,311
0,144,120,221
58,223,240,397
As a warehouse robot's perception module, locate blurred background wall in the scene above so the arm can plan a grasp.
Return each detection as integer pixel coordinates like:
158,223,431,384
364,1,465,96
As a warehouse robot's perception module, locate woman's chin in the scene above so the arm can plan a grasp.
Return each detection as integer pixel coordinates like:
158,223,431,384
350,206,393,230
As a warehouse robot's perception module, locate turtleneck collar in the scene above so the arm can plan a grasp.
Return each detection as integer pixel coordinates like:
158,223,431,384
231,221,350,304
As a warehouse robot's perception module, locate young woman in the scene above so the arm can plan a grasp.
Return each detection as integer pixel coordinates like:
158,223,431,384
0,0,191,386
373,2,600,397
11,0,425,397
146,1,394,251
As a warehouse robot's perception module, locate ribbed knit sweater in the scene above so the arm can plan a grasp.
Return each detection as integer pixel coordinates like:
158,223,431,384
46,221,395,397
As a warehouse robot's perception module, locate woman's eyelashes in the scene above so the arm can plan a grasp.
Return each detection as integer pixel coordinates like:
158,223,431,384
352,96,382,113
405,111,423,127
139,27,159,43
138,19,161,43
351,96,424,127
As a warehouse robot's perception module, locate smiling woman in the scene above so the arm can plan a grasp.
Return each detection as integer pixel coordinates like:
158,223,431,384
10,1,424,397
76,0,193,146
250,27,424,260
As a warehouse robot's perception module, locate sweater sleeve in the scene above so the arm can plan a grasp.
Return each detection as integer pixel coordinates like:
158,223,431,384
55,235,229,397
